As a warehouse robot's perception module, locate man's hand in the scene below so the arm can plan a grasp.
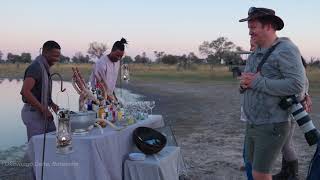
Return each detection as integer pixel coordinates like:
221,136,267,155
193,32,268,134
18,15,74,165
303,95,312,113
50,102,59,114
41,106,54,121
239,72,259,89
106,94,116,104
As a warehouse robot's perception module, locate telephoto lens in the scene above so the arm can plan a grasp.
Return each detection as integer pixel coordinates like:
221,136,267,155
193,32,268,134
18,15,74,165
280,95,320,146
291,102,320,146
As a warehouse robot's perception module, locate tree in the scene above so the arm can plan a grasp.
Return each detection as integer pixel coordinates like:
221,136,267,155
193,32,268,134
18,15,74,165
7,53,21,63
187,52,202,64
177,54,188,70
21,53,32,63
176,52,202,70
122,56,134,64
310,57,320,67
72,52,90,63
0,50,3,61
154,51,165,63
134,55,141,63
199,37,242,68
87,42,108,59
0,50,4,64
161,54,179,65
206,54,220,66
235,46,244,52
221,51,243,65
134,52,151,64
60,54,70,63
7,53,14,62
199,37,235,56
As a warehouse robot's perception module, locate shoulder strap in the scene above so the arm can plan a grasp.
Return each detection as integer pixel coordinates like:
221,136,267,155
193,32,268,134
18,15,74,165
256,42,281,72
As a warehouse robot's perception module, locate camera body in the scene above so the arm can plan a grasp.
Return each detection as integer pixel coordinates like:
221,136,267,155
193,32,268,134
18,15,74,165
279,95,299,110
279,95,320,146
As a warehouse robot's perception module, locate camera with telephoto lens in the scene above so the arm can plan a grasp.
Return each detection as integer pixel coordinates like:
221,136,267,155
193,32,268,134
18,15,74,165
279,95,320,146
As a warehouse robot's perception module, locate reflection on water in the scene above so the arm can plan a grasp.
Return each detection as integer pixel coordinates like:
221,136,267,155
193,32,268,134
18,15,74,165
0,78,27,150
0,78,141,150
0,78,79,150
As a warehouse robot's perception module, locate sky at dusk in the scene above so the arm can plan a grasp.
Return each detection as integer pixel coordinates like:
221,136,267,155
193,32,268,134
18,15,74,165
0,0,319,60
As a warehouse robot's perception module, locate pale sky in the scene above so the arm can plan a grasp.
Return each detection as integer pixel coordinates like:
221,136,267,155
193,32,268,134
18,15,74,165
0,0,319,60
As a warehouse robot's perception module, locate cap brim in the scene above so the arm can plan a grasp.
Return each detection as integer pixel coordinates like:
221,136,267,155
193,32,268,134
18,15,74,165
239,17,250,22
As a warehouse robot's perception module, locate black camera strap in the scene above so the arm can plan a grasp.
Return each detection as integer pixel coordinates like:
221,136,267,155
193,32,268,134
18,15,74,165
239,41,281,94
256,41,281,73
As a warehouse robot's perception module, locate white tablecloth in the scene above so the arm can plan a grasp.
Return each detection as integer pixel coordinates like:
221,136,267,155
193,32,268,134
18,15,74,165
27,115,164,180
124,146,181,180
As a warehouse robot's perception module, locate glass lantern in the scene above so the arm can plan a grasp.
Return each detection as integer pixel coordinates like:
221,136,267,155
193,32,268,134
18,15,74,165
56,109,73,154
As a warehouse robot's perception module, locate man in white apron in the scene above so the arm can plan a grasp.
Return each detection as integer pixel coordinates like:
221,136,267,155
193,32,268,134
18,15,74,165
90,38,128,103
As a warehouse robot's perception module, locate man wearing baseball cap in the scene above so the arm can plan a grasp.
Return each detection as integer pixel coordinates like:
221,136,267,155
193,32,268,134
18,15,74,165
239,7,306,180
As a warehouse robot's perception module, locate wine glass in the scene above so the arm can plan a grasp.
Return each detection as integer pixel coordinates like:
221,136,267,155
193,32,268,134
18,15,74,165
148,101,155,115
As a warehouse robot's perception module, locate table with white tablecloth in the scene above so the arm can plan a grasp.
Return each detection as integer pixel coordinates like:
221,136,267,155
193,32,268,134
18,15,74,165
124,146,181,180
27,115,164,180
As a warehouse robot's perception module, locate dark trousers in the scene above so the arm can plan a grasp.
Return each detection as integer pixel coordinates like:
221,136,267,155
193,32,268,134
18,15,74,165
21,104,56,141
243,138,253,180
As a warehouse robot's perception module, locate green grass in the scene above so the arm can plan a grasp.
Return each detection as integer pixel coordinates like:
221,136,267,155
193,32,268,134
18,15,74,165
0,63,92,82
307,67,320,95
0,63,319,92
0,64,28,79
129,64,236,83
132,72,235,82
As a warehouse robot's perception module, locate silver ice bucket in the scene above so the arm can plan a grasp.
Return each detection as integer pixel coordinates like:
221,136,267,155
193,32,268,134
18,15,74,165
69,111,97,134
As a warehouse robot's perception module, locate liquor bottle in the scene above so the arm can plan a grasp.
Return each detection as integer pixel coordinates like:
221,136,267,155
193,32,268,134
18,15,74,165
117,107,123,121
108,105,116,123
98,105,105,119
87,99,92,111
106,105,112,122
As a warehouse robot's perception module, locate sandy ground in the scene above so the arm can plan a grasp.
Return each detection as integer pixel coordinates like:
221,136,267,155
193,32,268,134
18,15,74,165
123,80,320,180
1,78,319,180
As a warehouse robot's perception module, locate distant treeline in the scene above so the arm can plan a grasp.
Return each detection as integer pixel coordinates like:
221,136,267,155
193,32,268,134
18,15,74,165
1,37,320,68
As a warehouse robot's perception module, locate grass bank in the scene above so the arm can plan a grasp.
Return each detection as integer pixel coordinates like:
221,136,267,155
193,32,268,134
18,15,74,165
0,63,319,93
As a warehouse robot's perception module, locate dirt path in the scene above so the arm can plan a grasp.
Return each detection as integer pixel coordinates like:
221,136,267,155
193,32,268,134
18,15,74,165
123,80,320,180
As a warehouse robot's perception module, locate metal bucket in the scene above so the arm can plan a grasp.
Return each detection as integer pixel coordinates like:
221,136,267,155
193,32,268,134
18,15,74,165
69,111,96,133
